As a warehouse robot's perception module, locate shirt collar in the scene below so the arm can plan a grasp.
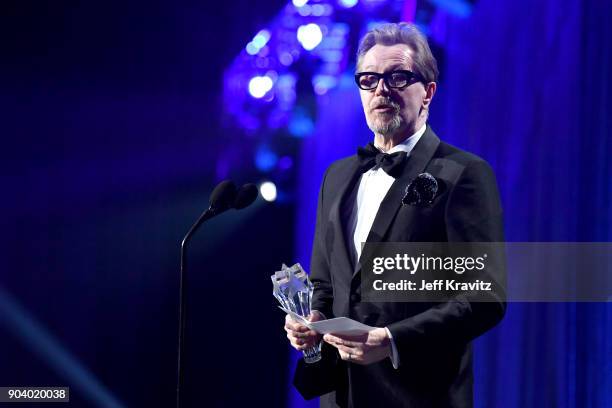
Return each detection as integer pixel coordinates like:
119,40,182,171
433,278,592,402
374,123,427,155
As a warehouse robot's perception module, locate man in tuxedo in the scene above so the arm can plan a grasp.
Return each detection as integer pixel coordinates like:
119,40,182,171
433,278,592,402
284,22,505,407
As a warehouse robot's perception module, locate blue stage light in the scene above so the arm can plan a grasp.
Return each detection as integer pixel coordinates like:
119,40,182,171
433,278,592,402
429,0,473,17
296,4,312,16
255,146,278,172
246,29,271,56
246,42,259,55
252,29,271,48
288,107,315,137
278,156,294,171
248,76,274,98
0,287,126,408
362,0,389,5
311,4,326,16
279,52,294,66
312,75,338,95
297,23,323,51
260,181,278,202
339,0,359,8
275,73,297,105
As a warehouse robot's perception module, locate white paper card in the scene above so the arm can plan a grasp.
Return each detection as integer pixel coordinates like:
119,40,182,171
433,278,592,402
279,306,374,335
308,318,373,335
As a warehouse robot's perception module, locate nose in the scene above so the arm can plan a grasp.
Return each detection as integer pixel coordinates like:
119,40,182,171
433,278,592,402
373,77,391,96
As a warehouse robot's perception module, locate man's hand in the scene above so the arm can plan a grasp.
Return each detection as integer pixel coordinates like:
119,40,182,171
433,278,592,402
323,328,391,365
284,310,324,351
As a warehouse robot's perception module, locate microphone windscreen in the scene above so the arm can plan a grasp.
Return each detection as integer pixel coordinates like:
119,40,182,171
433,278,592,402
233,183,258,210
209,180,237,209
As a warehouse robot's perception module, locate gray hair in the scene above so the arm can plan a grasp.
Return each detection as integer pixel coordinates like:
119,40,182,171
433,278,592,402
356,22,439,84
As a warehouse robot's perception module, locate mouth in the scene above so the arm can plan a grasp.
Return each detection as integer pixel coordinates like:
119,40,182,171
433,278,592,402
372,105,396,113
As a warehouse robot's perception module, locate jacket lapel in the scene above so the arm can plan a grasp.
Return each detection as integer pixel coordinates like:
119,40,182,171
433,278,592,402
353,126,440,278
329,158,363,280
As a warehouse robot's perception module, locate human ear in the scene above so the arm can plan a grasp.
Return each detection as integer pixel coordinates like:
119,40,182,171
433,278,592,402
422,82,436,108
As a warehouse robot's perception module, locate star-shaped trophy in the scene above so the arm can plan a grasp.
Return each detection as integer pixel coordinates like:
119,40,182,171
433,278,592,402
271,263,322,363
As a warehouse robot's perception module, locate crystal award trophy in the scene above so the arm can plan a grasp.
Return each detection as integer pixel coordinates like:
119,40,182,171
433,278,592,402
272,263,322,363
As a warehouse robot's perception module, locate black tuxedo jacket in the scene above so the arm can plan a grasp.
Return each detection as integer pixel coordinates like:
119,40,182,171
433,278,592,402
294,126,505,408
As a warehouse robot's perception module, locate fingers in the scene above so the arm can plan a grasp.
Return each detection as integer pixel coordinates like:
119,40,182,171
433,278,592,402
285,314,309,332
322,330,391,365
335,343,362,356
287,332,308,350
286,331,318,350
284,315,317,339
323,334,361,348
324,334,367,364
284,314,320,351
324,336,360,353
287,329,315,341
336,347,364,364
284,324,317,339
309,310,325,322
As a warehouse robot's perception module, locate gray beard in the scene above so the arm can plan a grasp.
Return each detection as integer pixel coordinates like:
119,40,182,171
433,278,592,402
367,114,403,135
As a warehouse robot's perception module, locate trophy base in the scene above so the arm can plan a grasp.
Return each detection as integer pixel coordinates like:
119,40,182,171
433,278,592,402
303,353,322,364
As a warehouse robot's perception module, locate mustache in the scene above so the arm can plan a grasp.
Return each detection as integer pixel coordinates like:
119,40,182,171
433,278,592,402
370,98,400,111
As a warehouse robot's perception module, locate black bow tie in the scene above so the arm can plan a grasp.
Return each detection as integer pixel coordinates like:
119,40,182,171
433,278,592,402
357,143,407,178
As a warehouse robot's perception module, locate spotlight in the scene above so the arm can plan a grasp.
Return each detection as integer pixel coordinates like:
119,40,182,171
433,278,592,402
297,24,323,51
312,75,338,95
288,107,315,137
252,30,271,48
260,181,277,202
279,52,294,66
248,76,274,98
245,29,271,56
246,42,259,55
339,0,359,8
255,146,278,172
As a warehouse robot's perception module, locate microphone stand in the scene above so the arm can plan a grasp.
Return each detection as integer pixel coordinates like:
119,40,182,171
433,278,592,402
176,205,224,408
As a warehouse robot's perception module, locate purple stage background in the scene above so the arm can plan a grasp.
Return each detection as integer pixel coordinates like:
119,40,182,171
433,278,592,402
1,1,610,407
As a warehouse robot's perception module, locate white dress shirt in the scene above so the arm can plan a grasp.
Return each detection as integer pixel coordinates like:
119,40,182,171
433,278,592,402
349,123,427,369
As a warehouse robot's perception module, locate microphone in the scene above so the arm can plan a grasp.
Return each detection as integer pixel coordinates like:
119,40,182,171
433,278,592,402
209,179,238,213
233,183,258,210
176,180,258,408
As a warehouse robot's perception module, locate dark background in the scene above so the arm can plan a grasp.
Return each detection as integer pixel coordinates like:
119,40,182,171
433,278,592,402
1,1,291,407
2,1,611,408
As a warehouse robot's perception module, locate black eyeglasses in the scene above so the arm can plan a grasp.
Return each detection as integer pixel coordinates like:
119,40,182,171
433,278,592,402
354,70,424,91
